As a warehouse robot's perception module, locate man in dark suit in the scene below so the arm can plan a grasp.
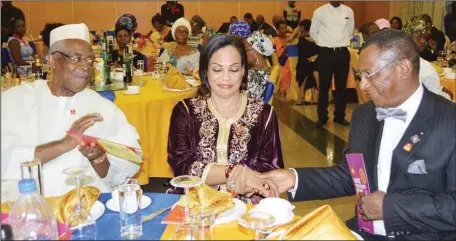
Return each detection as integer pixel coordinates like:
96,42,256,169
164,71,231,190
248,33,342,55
422,14,446,52
217,16,237,34
258,30,456,240
256,15,273,33
244,13,258,32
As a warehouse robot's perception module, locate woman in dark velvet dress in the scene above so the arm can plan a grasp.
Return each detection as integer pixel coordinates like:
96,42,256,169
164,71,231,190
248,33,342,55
167,34,284,204
296,19,319,105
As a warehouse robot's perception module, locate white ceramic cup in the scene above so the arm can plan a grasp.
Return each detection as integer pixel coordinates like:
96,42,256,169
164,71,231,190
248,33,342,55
127,85,140,94
256,198,295,224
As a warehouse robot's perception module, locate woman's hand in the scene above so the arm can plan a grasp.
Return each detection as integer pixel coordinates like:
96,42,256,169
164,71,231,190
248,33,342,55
226,165,279,197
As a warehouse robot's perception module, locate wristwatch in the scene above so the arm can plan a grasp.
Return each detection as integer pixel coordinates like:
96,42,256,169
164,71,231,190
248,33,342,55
90,154,106,165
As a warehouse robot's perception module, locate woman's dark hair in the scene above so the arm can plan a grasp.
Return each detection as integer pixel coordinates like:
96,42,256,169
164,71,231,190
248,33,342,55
198,34,248,97
274,19,287,30
12,18,25,31
152,13,166,25
299,19,311,32
42,22,64,47
390,16,403,30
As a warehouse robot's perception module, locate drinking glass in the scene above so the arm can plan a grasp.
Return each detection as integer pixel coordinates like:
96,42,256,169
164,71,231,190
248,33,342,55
63,166,97,240
20,159,43,195
173,206,215,241
17,66,30,81
238,211,275,240
119,182,142,239
170,175,202,221
136,60,145,75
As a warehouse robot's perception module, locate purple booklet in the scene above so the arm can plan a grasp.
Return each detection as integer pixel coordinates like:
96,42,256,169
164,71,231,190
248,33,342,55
345,153,375,235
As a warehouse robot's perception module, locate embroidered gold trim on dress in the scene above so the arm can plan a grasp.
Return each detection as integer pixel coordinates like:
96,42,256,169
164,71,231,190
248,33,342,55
180,100,189,114
265,106,274,130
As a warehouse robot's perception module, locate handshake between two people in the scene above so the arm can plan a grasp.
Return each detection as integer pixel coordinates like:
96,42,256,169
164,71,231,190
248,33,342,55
225,165,296,198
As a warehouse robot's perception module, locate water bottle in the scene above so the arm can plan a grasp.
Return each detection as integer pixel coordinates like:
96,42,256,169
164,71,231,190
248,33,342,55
351,35,360,49
8,179,59,240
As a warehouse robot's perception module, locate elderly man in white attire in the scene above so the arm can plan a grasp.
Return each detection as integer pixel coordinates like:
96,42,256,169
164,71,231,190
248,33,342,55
1,23,141,197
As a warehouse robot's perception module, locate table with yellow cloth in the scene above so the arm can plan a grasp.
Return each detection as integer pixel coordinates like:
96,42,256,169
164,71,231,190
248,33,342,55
114,77,197,183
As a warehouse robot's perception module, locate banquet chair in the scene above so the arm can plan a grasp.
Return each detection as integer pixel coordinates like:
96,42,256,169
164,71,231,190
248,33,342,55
142,55,148,71
2,48,12,65
264,82,275,104
267,65,280,104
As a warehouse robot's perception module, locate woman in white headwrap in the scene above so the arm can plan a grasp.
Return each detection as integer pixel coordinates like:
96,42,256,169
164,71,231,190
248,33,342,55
159,17,199,73
244,31,274,100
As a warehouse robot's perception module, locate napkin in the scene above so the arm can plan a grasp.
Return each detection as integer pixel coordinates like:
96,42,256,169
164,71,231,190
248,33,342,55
164,65,191,90
176,184,235,215
46,186,101,224
282,205,357,240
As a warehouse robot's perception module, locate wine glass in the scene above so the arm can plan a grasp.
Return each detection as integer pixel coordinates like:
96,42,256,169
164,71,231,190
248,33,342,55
63,166,97,240
238,211,275,240
170,175,202,221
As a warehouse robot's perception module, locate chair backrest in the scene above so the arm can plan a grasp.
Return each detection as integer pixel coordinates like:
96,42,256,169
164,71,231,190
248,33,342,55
2,48,12,65
142,55,148,71
263,81,275,104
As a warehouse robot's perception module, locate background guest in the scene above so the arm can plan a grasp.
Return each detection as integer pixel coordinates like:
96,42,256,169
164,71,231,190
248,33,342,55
160,17,199,73
245,31,274,100
1,1,25,44
296,20,319,105
161,1,184,27
264,15,283,37
444,2,456,42
310,1,354,128
149,13,172,43
390,16,403,30
374,18,390,30
110,14,144,69
217,16,237,34
189,15,208,49
256,15,273,34
273,20,292,96
243,13,258,32
360,22,379,45
167,34,284,204
403,16,437,62
7,18,34,66
422,14,446,52
283,1,301,30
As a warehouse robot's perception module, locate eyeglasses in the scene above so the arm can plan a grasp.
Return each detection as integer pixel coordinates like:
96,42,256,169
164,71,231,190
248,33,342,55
53,51,96,66
355,59,400,82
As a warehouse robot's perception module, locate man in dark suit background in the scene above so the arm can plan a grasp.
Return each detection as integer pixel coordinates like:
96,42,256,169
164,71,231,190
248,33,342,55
243,13,258,32
217,16,237,34
422,14,446,53
256,15,273,33
258,30,456,240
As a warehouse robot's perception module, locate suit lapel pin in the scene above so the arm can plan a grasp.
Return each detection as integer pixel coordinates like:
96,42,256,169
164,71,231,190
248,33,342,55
403,143,413,152
411,134,420,144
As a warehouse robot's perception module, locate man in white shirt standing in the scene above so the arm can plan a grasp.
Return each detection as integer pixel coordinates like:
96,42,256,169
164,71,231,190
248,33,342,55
1,23,141,197
310,1,354,128
258,30,455,240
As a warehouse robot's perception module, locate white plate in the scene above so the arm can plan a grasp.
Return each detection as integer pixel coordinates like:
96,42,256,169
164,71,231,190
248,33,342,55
248,207,294,226
121,90,140,95
214,198,247,225
170,198,247,225
163,86,193,92
444,72,455,79
106,195,152,212
90,201,105,220
351,231,364,240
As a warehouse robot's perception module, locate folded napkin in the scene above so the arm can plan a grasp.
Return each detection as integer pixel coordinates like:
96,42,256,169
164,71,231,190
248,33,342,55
282,205,357,240
164,65,192,90
46,186,101,224
176,184,235,215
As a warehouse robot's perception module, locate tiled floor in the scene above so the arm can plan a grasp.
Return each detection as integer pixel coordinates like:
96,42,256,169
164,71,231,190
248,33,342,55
143,94,359,221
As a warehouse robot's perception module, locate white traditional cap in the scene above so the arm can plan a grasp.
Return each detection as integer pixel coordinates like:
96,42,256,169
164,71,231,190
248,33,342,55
50,23,90,47
171,18,192,40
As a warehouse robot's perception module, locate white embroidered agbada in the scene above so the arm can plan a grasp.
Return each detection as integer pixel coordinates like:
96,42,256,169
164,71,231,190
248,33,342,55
1,80,141,197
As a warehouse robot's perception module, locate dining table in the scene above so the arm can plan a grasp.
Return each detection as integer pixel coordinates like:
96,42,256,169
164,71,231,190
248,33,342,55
113,76,198,183
440,75,455,101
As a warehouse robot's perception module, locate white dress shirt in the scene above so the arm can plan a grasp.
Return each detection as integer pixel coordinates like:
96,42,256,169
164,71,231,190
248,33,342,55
310,3,354,48
289,84,424,236
1,80,141,197
419,57,451,100
374,84,423,235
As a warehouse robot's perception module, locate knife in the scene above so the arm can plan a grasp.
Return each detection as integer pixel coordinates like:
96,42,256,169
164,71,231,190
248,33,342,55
142,206,173,223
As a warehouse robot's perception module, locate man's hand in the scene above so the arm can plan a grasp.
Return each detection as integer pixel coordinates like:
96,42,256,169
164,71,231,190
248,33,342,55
256,169,296,196
61,113,104,150
227,165,278,198
359,191,385,221
78,142,105,161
